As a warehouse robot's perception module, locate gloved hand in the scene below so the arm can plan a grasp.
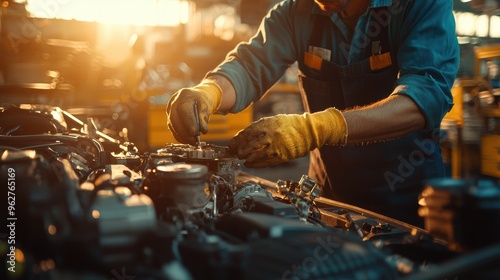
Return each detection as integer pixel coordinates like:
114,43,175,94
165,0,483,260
228,108,348,168
166,81,222,144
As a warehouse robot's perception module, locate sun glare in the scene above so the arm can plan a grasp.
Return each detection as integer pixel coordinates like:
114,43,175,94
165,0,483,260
26,0,190,26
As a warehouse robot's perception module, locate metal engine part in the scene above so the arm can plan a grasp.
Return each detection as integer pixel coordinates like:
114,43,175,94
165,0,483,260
0,104,68,135
3,104,500,280
153,163,210,210
90,186,157,265
157,143,229,160
155,143,239,185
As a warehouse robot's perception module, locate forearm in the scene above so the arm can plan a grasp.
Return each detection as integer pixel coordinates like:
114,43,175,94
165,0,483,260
343,94,426,144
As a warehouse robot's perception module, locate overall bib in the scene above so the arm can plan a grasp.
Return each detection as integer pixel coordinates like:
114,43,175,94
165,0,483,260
297,9,445,226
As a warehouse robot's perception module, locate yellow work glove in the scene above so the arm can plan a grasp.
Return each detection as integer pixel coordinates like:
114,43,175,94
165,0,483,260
228,108,348,168
166,81,222,144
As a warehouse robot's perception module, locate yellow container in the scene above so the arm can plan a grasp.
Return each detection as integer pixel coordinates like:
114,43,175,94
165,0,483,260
481,134,500,178
148,105,253,149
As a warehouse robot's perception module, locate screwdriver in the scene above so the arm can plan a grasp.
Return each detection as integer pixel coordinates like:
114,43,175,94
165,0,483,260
193,101,202,148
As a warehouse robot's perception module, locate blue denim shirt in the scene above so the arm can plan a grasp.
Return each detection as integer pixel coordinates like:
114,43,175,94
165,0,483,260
208,0,459,130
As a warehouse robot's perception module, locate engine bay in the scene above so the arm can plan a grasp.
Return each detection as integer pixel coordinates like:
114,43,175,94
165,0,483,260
1,104,500,280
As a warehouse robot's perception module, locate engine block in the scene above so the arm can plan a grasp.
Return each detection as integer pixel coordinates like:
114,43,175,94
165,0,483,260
1,104,500,280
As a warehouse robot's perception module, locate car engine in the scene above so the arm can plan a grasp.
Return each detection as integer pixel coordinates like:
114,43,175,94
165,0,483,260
1,104,500,280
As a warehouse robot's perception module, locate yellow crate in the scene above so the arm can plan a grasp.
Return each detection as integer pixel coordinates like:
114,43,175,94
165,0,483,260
443,85,463,127
482,158,500,178
482,134,500,159
148,105,253,149
481,134,500,178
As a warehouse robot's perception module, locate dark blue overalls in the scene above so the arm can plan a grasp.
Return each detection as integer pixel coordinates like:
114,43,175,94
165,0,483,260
297,9,445,226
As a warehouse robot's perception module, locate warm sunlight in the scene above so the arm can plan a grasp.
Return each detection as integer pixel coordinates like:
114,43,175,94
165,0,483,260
26,0,190,26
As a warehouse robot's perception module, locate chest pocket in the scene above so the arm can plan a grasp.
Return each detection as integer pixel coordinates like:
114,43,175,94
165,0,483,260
298,8,399,111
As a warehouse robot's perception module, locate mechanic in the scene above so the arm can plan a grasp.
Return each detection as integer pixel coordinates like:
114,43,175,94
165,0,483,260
166,0,459,226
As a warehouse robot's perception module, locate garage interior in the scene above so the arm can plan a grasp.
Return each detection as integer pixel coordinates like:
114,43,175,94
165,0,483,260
1,0,500,279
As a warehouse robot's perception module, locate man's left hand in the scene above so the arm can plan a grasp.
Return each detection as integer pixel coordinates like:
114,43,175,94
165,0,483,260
228,108,348,168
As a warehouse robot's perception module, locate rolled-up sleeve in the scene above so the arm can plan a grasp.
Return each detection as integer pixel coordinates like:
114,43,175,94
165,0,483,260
392,0,459,130
207,1,300,113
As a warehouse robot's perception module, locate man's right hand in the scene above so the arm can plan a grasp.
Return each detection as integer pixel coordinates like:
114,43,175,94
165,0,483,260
166,81,222,144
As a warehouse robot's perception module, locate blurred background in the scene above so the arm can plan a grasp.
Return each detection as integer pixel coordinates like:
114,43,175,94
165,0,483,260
1,0,500,182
